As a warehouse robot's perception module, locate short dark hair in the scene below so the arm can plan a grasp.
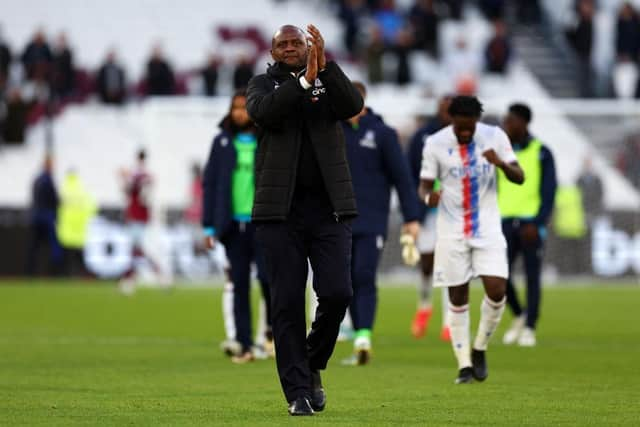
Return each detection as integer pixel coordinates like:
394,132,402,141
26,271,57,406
137,149,146,162
352,81,366,98
448,96,484,118
508,103,532,123
231,88,247,107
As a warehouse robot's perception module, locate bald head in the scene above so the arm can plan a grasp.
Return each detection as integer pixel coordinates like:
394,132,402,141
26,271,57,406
271,25,308,69
272,25,305,47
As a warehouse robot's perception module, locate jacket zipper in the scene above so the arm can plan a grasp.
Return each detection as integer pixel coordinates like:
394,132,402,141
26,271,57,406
286,125,302,215
284,72,301,215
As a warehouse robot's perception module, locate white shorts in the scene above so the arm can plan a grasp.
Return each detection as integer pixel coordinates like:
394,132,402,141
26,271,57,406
127,222,147,246
417,213,437,254
433,235,508,288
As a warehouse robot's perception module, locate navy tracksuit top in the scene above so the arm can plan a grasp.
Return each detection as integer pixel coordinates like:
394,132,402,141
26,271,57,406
342,109,420,237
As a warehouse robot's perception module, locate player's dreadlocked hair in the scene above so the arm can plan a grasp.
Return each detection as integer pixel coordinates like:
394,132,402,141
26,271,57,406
448,96,484,118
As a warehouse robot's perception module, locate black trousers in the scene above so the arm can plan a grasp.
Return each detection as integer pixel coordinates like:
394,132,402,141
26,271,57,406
221,221,270,352
502,219,544,329
256,193,353,402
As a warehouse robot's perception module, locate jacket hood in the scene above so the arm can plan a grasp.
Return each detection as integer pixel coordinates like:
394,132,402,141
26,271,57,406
356,107,385,128
266,61,305,81
217,114,236,134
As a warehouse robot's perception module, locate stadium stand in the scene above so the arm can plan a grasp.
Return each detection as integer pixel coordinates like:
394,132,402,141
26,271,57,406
1,0,639,278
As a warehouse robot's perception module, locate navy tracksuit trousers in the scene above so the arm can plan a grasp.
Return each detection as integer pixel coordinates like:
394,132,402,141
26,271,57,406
349,234,383,332
26,211,64,276
221,221,270,353
502,219,544,329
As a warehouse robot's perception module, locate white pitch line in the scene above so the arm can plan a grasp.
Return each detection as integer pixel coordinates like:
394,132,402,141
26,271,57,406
0,336,207,346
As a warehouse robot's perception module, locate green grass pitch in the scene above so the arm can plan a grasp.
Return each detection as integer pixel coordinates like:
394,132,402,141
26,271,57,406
0,281,639,426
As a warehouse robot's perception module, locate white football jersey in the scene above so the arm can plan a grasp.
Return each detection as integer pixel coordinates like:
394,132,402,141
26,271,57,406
420,122,517,241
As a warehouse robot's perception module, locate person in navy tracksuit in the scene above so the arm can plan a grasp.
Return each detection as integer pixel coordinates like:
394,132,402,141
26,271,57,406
341,82,420,365
202,89,271,363
26,155,63,276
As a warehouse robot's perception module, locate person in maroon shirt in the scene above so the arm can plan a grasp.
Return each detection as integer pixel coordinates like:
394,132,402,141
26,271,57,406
118,149,162,294
123,150,152,223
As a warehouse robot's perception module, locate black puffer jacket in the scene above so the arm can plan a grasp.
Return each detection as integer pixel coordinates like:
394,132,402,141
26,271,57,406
246,60,364,222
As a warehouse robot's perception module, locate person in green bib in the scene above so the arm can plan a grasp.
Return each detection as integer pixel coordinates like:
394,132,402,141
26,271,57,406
57,169,97,276
202,89,271,363
499,103,557,347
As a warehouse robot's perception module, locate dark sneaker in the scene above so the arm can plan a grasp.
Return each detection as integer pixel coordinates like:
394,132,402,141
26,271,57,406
455,367,474,384
356,348,371,365
220,339,242,357
310,369,326,412
471,349,488,382
341,350,371,366
288,397,314,416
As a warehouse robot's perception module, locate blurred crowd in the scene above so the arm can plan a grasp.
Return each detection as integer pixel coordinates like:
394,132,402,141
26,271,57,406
3,0,640,160
0,27,260,145
565,0,640,98
333,0,534,85
0,0,534,145
612,1,640,98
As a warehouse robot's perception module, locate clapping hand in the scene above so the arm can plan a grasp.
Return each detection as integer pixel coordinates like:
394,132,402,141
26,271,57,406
307,25,326,70
304,36,318,83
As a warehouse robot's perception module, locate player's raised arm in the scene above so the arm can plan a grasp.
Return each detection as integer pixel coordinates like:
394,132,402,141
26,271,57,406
483,149,524,184
483,128,525,184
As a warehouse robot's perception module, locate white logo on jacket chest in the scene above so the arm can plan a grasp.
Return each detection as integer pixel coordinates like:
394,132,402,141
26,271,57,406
311,78,325,96
312,87,326,96
359,130,377,149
